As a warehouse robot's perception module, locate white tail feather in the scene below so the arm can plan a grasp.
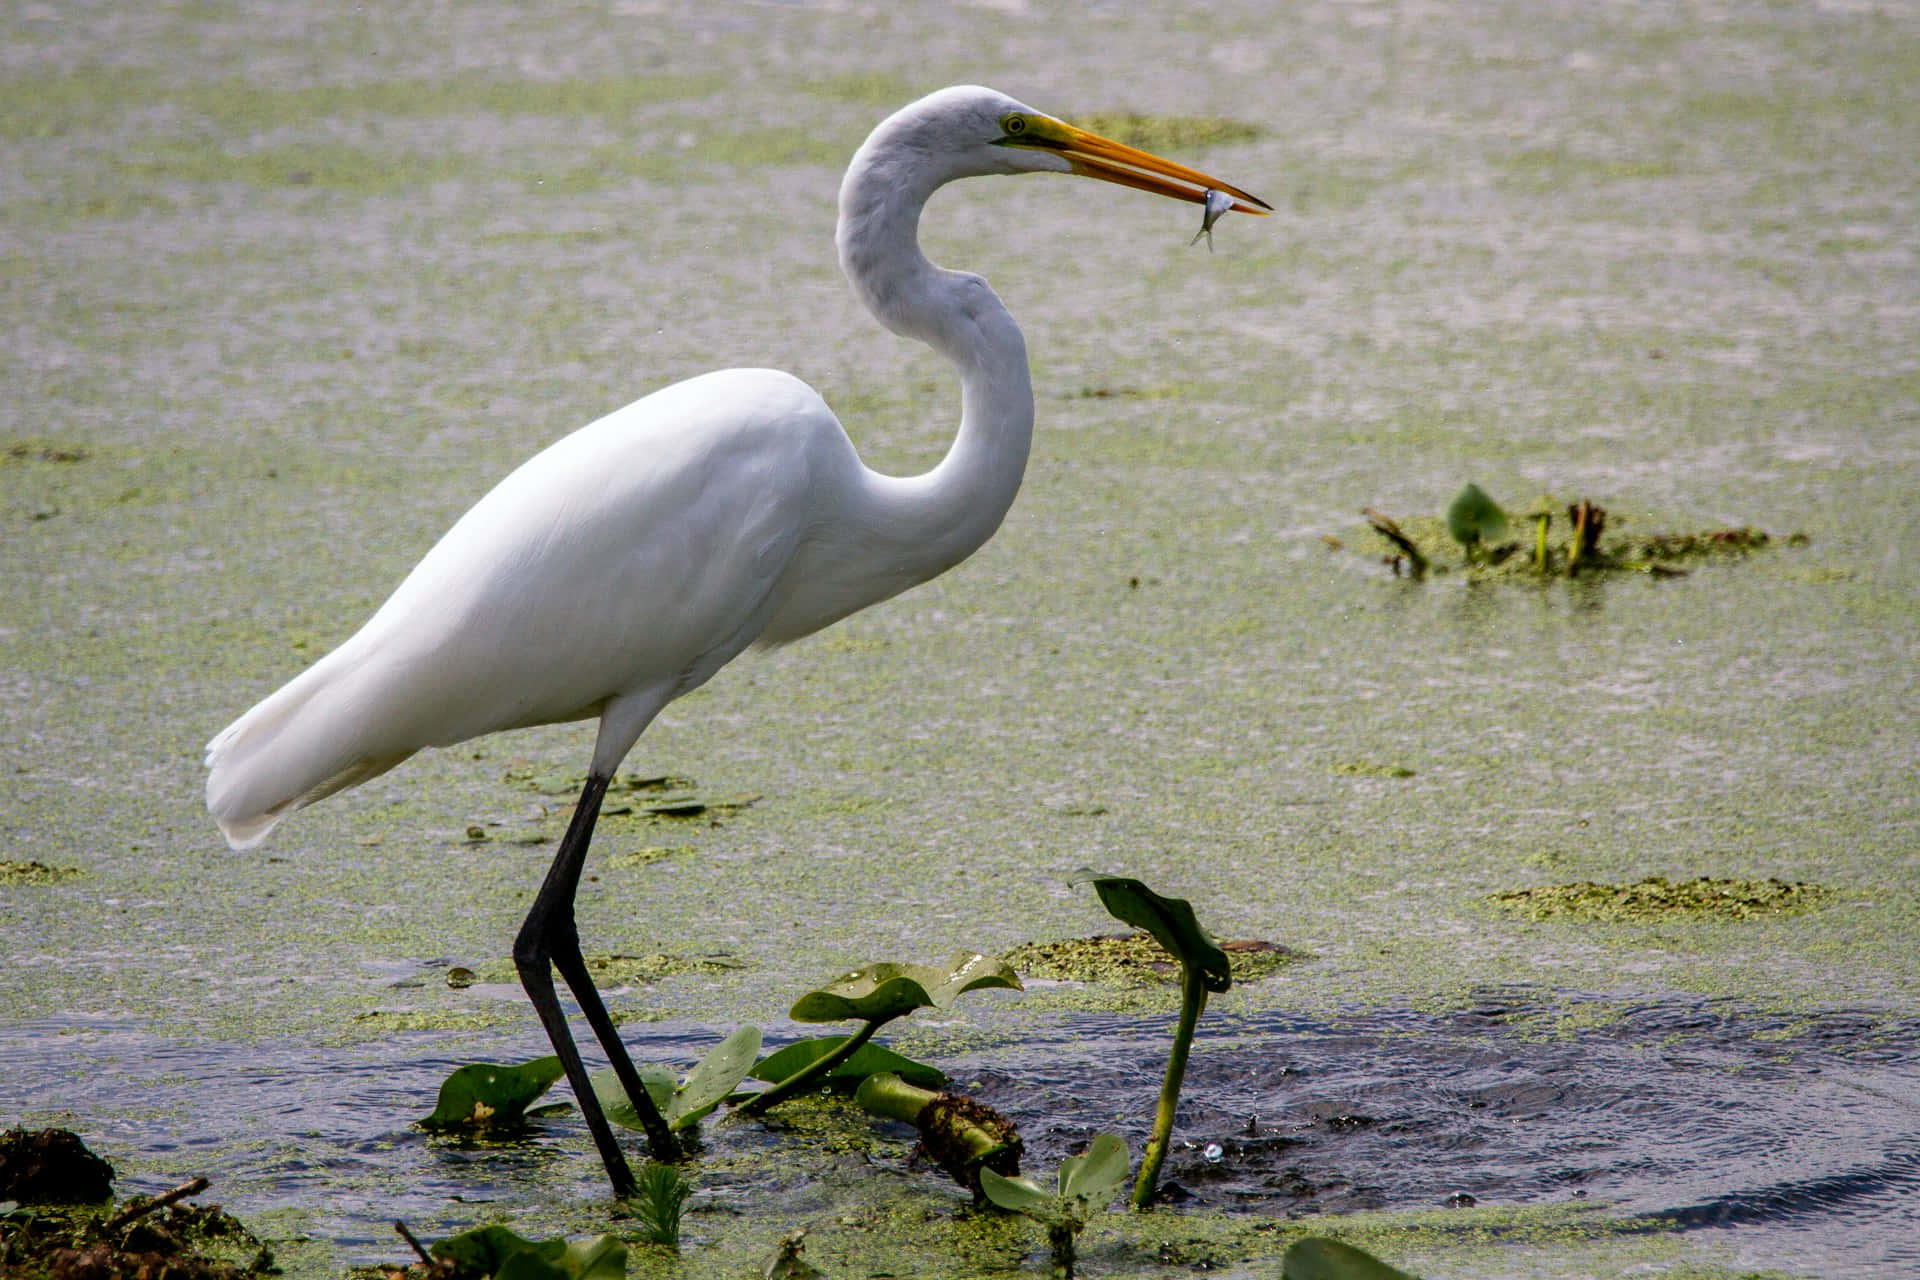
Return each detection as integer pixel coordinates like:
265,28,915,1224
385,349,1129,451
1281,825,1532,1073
204,654,413,850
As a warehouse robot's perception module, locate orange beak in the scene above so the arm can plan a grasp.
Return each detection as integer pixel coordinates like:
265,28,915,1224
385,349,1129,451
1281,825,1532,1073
1005,115,1271,216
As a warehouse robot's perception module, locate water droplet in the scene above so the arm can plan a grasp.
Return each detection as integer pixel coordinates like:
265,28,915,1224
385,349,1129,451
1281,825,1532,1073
1203,1142,1224,1164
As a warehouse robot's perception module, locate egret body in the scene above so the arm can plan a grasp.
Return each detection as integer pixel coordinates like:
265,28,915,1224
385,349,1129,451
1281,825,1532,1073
205,85,1266,1194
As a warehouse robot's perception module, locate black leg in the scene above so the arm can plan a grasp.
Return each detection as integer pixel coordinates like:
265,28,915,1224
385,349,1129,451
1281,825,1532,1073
513,771,680,1196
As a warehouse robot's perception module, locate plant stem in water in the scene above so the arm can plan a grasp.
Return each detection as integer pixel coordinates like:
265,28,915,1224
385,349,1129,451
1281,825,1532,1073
1131,967,1208,1208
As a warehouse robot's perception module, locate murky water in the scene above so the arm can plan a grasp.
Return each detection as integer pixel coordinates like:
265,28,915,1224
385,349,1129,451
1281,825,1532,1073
8,994,1916,1275
975,997,1920,1276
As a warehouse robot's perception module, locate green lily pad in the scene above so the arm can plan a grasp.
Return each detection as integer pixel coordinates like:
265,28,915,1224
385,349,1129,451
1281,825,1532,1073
594,1025,763,1132
749,1036,946,1089
421,1057,564,1130
1283,1237,1419,1280
432,1225,628,1280
1071,872,1232,994
788,952,1022,1024
1446,481,1510,548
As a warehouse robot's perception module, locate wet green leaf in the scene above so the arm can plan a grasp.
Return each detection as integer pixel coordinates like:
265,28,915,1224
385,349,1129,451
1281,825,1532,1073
593,1025,763,1132
979,1168,1056,1217
593,1064,676,1131
1059,1132,1130,1209
421,1057,564,1130
749,1036,945,1089
432,1225,627,1280
1071,872,1231,994
788,952,1021,1024
1446,482,1509,548
1283,1236,1419,1280
673,1025,763,1125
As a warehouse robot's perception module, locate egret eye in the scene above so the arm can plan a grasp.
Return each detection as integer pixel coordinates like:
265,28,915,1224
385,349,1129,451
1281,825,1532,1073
1001,113,1028,137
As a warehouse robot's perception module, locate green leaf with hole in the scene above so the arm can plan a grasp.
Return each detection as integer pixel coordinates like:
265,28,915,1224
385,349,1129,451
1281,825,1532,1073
749,1036,946,1089
421,1057,565,1130
1071,871,1231,994
1446,482,1509,548
788,952,1021,1024
431,1225,627,1280
1283,1237,1420,1280
593,1025,762,1133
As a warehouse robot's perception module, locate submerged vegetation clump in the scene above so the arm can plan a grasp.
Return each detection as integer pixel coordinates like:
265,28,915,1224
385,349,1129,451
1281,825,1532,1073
1351,484,1793,582
1489,875,1831,922
0,1130,274,1280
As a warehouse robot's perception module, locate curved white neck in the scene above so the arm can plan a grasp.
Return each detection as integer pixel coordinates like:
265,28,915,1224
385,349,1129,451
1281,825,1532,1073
834,151,1034,583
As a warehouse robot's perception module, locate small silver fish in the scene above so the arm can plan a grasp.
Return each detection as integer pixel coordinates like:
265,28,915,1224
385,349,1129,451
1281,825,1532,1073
1190,187,1235,253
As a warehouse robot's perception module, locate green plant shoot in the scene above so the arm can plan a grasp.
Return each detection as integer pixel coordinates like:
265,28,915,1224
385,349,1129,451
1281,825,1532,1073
1446,482,1510,557
627,1162,691,1248
1070,871,1230,1208
980,1133,1130,1280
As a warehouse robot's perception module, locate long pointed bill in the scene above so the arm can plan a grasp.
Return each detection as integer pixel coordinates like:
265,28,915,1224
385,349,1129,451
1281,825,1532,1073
1010,117,1271,216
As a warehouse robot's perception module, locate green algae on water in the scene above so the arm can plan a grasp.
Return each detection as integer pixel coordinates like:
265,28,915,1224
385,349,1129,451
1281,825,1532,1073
1332,760,1417,779
1006,933,1306,987
1488,876,1831,923
1,859,87,885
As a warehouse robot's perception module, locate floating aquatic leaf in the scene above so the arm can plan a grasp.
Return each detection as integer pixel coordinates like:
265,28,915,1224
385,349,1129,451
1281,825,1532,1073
432,1224,627,1280
788,952,1021,1024
421,1057,564,1130
1070,872,1231,994
1446,482,1509,548
1283,1237,1419,1280
750,1037,945,1089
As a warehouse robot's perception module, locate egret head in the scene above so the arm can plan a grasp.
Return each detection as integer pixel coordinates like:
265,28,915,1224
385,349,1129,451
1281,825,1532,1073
854,85,1270,216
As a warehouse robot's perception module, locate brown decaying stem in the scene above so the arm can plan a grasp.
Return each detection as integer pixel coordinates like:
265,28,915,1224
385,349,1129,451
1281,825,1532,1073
104,1176,210,1232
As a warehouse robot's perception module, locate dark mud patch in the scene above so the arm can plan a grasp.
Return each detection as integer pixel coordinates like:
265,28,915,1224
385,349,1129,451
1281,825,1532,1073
1006,934,1307,987
0,1130,274,1280
1,1129,115,1205
1488,876,1831,923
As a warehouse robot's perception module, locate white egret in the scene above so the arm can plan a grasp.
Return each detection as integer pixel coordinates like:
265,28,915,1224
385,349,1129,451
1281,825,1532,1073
205,85,1267,1195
